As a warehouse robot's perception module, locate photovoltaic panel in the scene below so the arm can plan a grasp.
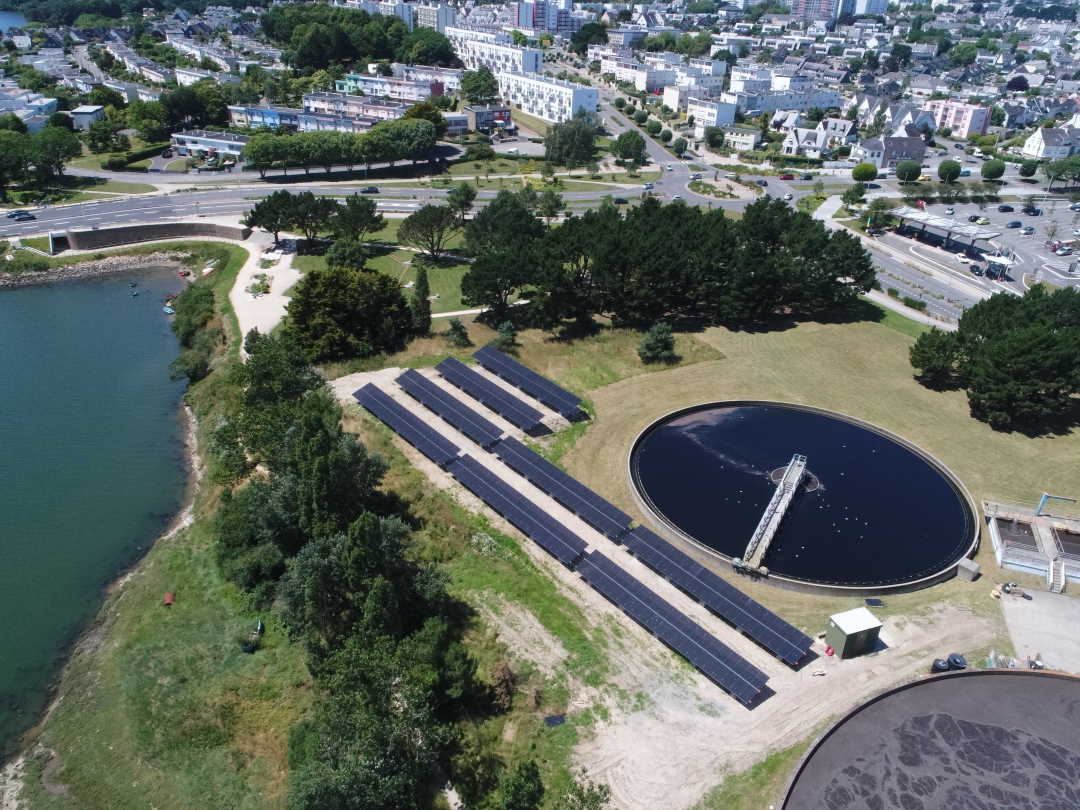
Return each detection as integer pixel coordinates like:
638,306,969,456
396,369,504,448
576,552,767,705
436,357,546,433
473,346,583,420
492,437,632,539
445,455,587,568
623,527,813,666
353,384,460,468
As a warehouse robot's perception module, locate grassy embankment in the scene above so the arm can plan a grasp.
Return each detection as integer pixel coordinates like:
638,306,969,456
14,241,313,810
0,176,156,208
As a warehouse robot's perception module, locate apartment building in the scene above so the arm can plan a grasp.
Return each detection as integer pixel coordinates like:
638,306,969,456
496,72,597,123
414,3,457,33
170,129,249,158
445,27,541,74
394,63,463,93
302,92,407,123
921,99,990,138
165,34,237,71
175,66,240,87
228,103,374,133
721,87,842,115
335,72,436,103
687,97,737,138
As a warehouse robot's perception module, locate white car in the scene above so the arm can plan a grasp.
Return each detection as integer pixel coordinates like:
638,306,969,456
944,208,955,215
783,192,793,200
957,255,972,264
671,194,682,200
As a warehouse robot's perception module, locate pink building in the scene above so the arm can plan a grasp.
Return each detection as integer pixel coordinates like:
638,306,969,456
922,100,990,138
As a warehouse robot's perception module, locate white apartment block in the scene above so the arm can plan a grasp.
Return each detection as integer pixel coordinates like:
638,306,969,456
414,3,457,32
393,63,463,93
728,66,772,94
721,88,842,115
446,27,541,74
336,72,434,102
687,97,737,138
600,56,674,92
922,99,990,138
496,72,598,123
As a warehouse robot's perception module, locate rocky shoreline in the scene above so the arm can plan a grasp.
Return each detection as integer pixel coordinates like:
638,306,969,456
0,252,191,289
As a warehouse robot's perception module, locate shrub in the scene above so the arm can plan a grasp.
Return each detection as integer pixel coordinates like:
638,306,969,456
637,322,677,364
901,296,927,311
101,156,128,171
887,287,900,298
490,320,517,351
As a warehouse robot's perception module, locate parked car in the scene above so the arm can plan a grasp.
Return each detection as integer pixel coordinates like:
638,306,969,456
690,172,702,180
997,204,1014,212
975,216,989,225
5,209,28,218
801,173,814,180
643,182,654,190
1055,247,1073,256
359,186,379,193
783,192,793,200
945,207,955,215
954,143,965,149
12,213,35,221
919,174,932,181
970,265,984,275
1021,206,1042,216
1007,220,1022,228
968,214,980,222
1021,225,1035,234
161,148,173,158
756,179,768,186
613,197,628,205
1070,202,1080,211
778,173,795,180
671,194,682,200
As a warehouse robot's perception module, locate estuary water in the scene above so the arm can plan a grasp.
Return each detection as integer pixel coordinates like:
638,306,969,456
0,10,27,30
0,268,187,758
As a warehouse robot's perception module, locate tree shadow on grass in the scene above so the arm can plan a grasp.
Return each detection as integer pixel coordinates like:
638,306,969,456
1000,398,1080,439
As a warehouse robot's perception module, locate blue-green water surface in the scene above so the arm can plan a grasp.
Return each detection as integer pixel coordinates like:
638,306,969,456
0,268,187,757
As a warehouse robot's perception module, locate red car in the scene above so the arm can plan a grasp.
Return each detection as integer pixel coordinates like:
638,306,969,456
778,173,795,180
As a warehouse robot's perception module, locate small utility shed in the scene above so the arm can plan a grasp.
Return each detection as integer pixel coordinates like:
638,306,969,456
826,607,882,659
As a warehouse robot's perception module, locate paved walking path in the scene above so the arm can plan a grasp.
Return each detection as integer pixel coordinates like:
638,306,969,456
227,230,301,350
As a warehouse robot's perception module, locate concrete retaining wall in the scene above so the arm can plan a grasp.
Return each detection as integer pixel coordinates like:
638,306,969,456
66,223,251,251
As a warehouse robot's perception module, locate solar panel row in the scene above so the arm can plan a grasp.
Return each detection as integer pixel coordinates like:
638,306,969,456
576,552,768,705
446,455,586,568
623,527,813,666
473,346,583,420
436,357,546,434
353,384,460,468
493,437,633,540
396,369,504,449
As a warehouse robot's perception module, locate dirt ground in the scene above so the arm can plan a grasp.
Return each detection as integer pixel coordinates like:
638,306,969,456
332,373,1003,810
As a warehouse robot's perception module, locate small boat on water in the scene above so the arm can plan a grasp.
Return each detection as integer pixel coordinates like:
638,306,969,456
163,305,175,314
131,290,139,297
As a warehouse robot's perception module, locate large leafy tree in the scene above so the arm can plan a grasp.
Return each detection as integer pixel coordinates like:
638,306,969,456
331,194,386,242
446,181,477,224
613,129,646,163
398,204,459,259
290,190,342,244
544,111,599,167
286,265,413,361
241,189,295,244
0,129,30,198
404,100,447,138
30,125,80,181
460,66,499,106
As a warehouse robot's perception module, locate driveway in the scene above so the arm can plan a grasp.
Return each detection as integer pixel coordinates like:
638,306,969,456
1002,589,1080,673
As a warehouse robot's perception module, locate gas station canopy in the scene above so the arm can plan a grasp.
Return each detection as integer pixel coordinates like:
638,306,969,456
889,206,1001,241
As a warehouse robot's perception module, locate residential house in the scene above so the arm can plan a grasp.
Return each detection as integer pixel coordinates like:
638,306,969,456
852,135,927,169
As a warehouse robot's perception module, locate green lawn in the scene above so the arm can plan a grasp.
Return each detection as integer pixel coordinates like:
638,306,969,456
796,193,828,214
66,140,168,172
509,108,551,136
166,158,191,171
19,236,50,252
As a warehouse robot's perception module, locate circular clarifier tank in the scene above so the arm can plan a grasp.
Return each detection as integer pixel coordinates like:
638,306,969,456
629,402,978,592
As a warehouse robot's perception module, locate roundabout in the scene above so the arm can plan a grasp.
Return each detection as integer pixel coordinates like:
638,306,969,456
629,401,978,592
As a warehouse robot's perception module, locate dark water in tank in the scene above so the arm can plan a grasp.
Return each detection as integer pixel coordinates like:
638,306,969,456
631,404,974,588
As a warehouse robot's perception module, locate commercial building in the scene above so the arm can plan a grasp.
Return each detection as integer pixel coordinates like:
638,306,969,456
445,27,542,74
922,99,990,138
170,129,249,158
496,72,597,123
464,103,513,133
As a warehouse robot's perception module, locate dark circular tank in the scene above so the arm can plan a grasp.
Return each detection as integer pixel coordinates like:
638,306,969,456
629,402,977,591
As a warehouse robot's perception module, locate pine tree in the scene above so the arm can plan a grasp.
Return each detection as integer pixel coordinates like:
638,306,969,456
491,320,517,351
445,317,472,348
410,263,432,336
637,322,677,364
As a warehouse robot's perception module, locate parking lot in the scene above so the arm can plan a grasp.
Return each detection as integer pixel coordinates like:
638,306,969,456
889,196,1080,291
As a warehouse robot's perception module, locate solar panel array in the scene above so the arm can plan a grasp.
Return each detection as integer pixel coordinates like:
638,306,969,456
436,357,547,434
353,384,460,468
396,369,504,449
493,437,633,540
576,551,768,705
446,454,587,568
474,346,583,420
623,527,813,666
